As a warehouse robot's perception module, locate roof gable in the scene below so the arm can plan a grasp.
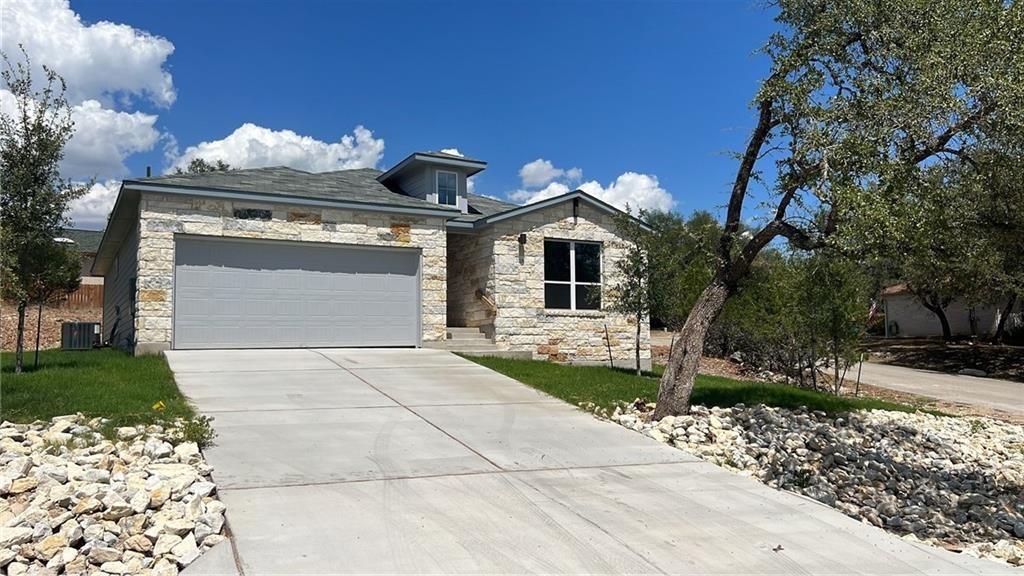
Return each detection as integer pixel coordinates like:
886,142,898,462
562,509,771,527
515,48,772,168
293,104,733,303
451,190,651,231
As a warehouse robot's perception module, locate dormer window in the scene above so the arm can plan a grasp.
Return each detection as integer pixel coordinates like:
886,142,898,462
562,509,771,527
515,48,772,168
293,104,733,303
437,171,458,206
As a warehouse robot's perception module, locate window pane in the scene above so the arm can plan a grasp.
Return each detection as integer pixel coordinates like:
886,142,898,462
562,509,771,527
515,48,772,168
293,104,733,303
545,283,571,309
544,241,571,281
575,243,601,283
576,285,601,310
437,172,457,205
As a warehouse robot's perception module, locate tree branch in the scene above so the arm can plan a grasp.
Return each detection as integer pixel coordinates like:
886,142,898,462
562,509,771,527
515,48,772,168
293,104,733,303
720,98,778,261
910,102,994,164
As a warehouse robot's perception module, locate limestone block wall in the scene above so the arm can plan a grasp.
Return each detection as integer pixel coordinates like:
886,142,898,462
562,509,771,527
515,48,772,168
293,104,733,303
134,192,447,353
446,232,495,331
477,202,651,368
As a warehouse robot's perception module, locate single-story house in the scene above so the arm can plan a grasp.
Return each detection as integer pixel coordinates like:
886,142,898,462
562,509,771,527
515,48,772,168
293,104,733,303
93,151,652,368
56,228,105,286
880,284,1021,338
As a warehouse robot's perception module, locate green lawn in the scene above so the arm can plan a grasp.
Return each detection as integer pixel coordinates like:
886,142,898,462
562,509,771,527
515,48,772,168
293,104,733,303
1,348,194,427
465,356,919,415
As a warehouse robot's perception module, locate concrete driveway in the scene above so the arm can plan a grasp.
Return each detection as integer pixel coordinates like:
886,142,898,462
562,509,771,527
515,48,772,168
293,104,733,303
167,348,1011,575
856,362,1024,416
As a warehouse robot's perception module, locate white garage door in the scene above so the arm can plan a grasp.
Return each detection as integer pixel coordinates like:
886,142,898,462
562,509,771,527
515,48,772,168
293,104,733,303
173,237,420,349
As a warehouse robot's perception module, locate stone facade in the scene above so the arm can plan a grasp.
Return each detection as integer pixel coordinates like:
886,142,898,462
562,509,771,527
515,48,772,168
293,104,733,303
132,192,447,353
446,232,495,334
449,202,651,368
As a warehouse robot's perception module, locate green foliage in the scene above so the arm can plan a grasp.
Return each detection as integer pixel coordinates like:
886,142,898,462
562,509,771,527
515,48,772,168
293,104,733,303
606,211,654,374
645,210,722,330
655,0,1024,416
25,238,81,304
463,355,918,416
174,157,232,174
172,415,217,449
0,47,88,372
0,349,196,428
706,249,870,392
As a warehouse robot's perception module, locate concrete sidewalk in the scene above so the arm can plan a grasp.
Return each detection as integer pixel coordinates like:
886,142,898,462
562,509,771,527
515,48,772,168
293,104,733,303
856,362,1024,415
169,348,1013,574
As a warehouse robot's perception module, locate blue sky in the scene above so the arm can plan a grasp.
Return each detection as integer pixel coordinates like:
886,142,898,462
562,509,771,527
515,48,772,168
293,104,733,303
5,0,779,228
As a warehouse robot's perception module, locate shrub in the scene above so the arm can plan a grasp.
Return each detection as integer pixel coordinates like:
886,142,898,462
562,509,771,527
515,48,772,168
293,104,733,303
172,415,217,449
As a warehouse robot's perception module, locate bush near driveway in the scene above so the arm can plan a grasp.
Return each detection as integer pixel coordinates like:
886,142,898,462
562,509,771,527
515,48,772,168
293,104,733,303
0,348,195,428
465,355,918,415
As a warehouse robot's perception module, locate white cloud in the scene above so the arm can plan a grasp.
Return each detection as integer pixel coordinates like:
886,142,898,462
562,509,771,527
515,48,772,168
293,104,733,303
518,158,582,188
2,0,175,107
510,159,675,213
439,148,463,157
66,180,121,229
62,100,160,179
1,0,175,185
577,172,675,212
166,124,385,173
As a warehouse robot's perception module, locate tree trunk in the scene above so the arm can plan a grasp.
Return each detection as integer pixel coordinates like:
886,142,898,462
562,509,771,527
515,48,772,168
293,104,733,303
34,300,43,368
15,300,27,374
992,293,1018,344
918,294,953,341
635,313,642,376
653,280,731,419
934,308,953,341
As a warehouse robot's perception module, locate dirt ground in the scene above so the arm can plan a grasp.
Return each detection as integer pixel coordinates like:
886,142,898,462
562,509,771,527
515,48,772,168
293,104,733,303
1,303,102,351
653,329,1023,423
863,337,1024,383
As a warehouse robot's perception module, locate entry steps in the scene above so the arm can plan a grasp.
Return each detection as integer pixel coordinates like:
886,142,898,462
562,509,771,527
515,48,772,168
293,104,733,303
423,326,531,359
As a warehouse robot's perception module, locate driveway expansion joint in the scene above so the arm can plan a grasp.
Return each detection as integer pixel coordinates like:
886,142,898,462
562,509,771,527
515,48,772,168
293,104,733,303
310,349,508,472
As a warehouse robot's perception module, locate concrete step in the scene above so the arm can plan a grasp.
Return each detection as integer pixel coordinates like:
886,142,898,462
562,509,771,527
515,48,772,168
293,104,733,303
447,327,487,337
446,333,489,341
445,344,500,351
457,350,534,360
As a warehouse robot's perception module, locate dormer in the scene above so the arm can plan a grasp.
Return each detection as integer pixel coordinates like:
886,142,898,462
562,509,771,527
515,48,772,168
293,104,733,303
377,151,486,214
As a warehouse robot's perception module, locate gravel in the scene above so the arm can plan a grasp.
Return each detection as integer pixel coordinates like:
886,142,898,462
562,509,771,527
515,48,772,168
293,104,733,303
603,401,1024,568
1,414,225,575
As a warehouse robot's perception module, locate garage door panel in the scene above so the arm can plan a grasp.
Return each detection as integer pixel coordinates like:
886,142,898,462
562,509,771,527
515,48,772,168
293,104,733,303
174,237,420,349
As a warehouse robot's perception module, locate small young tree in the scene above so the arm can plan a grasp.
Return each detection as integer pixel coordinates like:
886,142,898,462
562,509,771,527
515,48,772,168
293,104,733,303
607,211,653,375
795,252,869,394
27,239,82,366
0,47,87,373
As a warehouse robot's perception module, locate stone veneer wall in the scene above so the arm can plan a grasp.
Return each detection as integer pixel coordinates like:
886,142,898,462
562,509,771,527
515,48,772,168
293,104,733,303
475,202,651,368
133,192,447,353
446,232,495,332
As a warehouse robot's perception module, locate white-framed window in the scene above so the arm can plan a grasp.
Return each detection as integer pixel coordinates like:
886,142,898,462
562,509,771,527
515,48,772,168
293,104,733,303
543,239,601,310
436,171,458,206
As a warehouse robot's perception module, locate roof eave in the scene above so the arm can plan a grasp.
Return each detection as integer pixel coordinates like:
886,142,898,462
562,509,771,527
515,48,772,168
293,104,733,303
377,153,487,183
468,191,652,232
92,184,138,276
122,181,462,218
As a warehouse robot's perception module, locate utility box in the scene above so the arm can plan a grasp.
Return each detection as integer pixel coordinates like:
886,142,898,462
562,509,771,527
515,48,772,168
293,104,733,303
61,322,100,351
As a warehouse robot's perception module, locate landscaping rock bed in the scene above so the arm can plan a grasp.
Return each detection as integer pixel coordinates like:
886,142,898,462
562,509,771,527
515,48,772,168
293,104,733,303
1,414,225,575
608,402,1024,568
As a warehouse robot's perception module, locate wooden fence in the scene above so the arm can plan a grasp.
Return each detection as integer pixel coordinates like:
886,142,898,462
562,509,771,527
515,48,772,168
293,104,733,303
60,284,103,309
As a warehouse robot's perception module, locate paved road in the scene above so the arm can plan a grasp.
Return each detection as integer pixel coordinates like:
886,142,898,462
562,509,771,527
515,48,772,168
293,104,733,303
856,362,1024,415
168,348,1012,575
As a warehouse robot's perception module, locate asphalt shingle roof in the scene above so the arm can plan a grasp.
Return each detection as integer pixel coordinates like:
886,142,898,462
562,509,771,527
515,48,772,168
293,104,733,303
456,193,520,222
131,167,461,212
58,228,104,253
132,166,522,219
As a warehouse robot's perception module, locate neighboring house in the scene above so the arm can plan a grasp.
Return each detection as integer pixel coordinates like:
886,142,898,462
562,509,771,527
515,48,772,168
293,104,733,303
881,284,1021,338
93,151,652,368
56,228,105,285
